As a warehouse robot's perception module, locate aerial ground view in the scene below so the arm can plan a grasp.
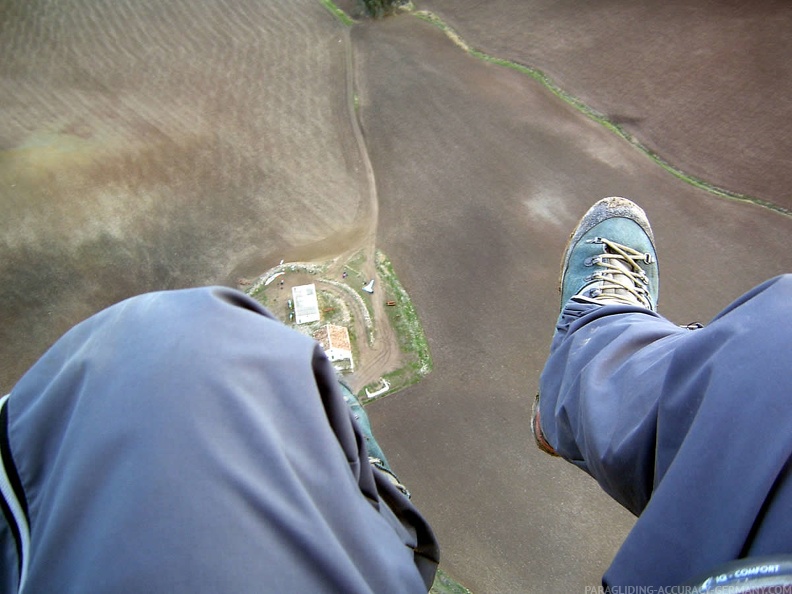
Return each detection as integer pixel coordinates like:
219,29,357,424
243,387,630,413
2,0,791,591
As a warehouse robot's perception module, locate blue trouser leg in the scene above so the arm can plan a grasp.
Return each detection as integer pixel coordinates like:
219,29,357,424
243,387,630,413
3,287,438,593
539,274,792,587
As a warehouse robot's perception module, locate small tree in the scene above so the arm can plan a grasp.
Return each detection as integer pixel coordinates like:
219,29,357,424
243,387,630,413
357,0,409,18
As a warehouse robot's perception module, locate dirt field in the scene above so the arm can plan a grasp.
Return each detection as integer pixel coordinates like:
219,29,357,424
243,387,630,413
0,0,374,389
418,0,792,210
3,0,792,592
354,12,792,592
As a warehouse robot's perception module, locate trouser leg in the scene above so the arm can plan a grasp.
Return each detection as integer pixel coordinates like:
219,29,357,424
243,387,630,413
538,275,792,585
539,297,686,514
7,287,438,592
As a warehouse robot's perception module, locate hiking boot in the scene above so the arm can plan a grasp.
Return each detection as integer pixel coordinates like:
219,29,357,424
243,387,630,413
533,197,659,457
560,196,659,310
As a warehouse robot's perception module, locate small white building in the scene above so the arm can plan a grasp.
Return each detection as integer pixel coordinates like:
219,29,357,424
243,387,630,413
313,324,354,371
292,284,320,324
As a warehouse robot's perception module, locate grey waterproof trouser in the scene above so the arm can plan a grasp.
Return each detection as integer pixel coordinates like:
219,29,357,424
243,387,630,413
539,274,792,587
0,287,439,593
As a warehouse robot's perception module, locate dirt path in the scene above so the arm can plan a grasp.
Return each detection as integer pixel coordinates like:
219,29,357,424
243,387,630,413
335,22,405,393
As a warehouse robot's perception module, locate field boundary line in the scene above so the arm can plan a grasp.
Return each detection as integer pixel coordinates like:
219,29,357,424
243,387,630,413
411,8,791,218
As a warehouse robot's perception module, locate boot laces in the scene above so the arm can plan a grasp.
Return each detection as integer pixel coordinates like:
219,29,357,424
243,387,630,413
581,237,653,308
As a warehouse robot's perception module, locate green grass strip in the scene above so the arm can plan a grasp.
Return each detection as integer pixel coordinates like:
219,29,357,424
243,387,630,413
376,250,433,378
358,250,433,401
319,0,356,26
413,9,791,218
430,568,473,594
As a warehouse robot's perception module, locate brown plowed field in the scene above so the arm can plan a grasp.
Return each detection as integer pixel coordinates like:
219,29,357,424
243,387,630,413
419,0,792,210
0,0,371,387
355,11,792,592
3,1,792,592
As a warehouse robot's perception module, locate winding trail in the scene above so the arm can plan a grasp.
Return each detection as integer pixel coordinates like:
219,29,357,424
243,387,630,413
277,10,403,393
339,22,407,393
342,24,380,243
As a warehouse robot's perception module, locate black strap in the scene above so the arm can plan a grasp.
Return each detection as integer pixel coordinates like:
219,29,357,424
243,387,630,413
0,398,29,586
0,402,29,521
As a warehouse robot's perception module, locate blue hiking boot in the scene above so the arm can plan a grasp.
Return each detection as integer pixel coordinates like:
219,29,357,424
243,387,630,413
559,196,659,311
532,197,660,456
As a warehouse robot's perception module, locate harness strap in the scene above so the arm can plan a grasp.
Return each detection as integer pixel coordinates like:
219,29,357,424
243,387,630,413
0,394,30,592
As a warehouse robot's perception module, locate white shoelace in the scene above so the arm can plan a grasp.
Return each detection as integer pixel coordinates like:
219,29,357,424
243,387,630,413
580,237,654,308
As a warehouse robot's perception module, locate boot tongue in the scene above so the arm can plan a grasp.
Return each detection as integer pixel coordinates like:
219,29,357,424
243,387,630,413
577,255,650,308
600,257,634,301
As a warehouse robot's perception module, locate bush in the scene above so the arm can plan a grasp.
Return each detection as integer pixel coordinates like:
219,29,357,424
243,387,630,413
357,0,409,18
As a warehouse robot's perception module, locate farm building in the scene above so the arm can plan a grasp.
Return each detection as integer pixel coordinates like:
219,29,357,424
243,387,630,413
313,324,354,371
291,283,320,324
